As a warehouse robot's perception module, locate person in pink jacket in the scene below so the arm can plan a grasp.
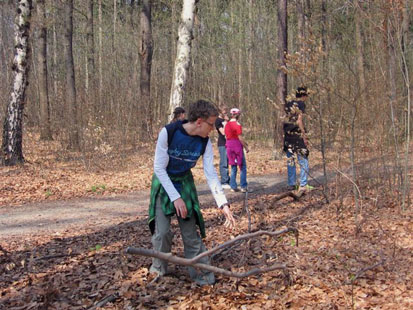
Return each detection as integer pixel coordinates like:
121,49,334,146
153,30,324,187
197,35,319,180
224,108,249,192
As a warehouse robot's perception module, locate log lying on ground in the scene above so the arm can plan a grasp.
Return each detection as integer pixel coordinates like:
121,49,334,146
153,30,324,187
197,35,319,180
276,191,302,201
126,227,298,279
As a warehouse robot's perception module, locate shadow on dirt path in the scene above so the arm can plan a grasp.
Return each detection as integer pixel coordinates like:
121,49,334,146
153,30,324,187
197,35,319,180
0,172,325,239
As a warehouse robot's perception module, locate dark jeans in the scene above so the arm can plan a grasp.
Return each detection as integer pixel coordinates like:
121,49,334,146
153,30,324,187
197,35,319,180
218,146,230,184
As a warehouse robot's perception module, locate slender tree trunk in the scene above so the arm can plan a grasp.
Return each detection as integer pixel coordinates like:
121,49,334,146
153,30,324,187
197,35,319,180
400,0,410,210
0,7,10,84
86,0,95,95
238,46,243,111
248,0,253,85
247,0,253,122
170,0,177,70
385,9,401,189
2,0,32,165
274,0,287,159
319,0,329,198
52,5,59,106
63,0,80,150
98,0,103,109
354,2,367,109
139,0,153,138
169,0,197,120
36,0,53,140
113,0,117,52
296,0,305,52
236,1,243,111
350,99,360,231
129,0,135,27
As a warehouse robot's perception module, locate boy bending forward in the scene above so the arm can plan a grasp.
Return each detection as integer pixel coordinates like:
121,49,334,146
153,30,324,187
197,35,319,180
148,100,236,285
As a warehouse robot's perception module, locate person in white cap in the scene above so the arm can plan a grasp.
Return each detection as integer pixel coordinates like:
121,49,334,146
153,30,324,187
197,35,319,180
225,108,249,192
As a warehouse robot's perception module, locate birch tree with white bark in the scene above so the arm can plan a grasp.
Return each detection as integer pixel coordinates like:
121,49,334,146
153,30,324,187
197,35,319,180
169,0,197,121
2,0,33,166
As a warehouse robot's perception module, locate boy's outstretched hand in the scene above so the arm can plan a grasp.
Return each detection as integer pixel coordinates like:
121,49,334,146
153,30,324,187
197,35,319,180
222,204,236,229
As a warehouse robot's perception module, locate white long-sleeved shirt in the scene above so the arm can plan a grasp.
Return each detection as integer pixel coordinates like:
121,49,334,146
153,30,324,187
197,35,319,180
153,128,228,208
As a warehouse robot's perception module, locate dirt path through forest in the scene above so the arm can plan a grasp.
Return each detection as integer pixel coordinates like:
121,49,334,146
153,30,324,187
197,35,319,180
1,172,324,239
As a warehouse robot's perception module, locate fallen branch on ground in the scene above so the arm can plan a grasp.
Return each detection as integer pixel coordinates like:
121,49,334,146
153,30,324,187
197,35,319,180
348,259,386,284
88,293,119,309
273,191,301,201
126,227,298,278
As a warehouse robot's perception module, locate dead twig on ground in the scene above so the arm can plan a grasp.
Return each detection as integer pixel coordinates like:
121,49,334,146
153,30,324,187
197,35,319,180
88,293,119,309
348,259,386,284
244,191,251,232
126,227,298,278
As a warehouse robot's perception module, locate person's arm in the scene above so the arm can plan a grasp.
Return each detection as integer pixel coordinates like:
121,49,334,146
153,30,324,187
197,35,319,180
218,126,226,136
216,118,227,136
203,140,236,228
297,112,308,146
153,128,187,218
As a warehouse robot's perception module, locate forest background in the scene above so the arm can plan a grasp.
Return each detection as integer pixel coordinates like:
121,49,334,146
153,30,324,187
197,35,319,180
0,0,411,207
0,0,413,309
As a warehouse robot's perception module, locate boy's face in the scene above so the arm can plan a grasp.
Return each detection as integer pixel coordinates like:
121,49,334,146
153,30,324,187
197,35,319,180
199,116,217,138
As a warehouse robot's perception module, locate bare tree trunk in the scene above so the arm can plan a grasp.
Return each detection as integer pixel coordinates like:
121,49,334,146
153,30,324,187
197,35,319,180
385,10,401,189
296,0,305,52
320,0,330,198
36,0,53,141
113,0,117,52
52,4,59,106
2,0,32,165
354,2,367,109
63,0,80,150
350,99,360,231
170,0,177,70
86,0,95,95
129,0,135,27
400,0,410,210
98,0,103,109
238,46,243,111
246,0,253,124
274,0,287,159
169,0,197,120
0,7,10,84
247,0,253,85
139,0,153,138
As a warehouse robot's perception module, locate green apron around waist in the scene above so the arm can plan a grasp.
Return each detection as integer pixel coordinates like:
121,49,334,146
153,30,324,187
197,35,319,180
148,171,206,238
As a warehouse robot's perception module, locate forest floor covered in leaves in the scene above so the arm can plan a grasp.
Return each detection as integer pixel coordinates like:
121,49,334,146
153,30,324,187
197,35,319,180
1,133,413,309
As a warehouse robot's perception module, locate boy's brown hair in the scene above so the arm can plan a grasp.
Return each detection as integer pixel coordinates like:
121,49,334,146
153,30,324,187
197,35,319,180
187,100,218,122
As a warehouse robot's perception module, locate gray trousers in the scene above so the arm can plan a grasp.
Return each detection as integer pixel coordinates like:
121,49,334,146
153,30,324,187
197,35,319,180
150,198,215,285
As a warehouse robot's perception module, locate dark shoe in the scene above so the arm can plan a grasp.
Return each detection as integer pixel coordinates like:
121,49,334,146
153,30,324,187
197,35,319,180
286,185,296,191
